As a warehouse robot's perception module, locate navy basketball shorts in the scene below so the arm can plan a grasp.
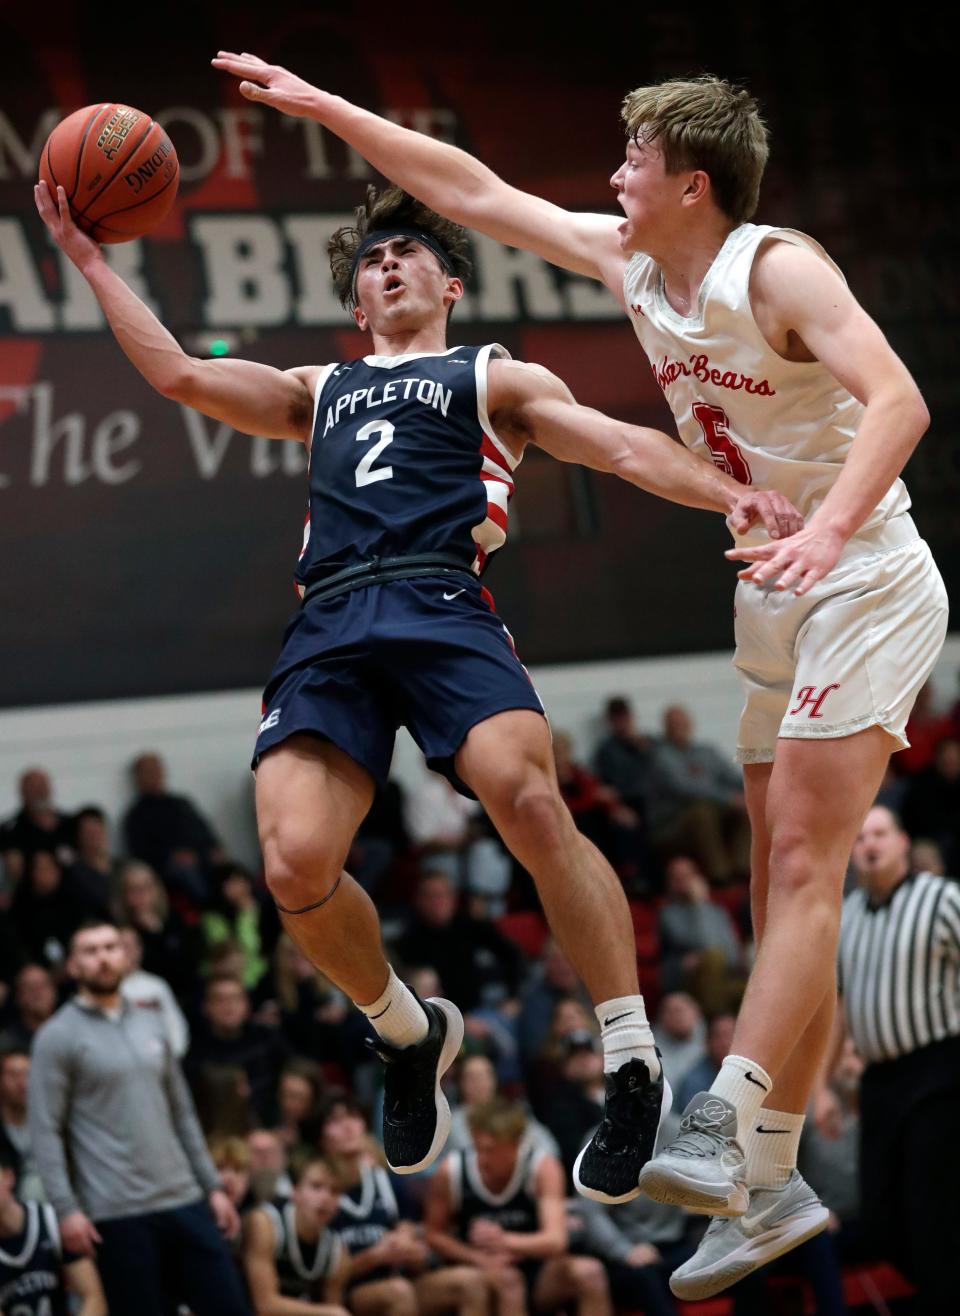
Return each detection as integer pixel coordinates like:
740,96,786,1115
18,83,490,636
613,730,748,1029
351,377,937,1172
252,575,545,794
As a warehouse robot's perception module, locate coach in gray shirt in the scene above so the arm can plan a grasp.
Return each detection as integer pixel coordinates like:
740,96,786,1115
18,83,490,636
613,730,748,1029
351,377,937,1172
29,920,250,1316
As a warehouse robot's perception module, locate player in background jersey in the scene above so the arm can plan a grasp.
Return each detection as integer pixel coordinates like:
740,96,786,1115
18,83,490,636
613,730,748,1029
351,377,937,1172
35,173,799,1209
212,55,950,1296
242,1157,349,1314
0,1146,106,1316
424,1100,611,1316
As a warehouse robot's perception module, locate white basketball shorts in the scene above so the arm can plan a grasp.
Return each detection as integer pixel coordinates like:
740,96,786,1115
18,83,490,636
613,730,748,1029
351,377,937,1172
734,515,949,764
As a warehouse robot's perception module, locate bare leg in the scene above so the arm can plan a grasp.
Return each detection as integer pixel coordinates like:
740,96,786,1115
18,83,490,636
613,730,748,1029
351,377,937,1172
255,734,391,1005
416,1266,489,1316
732,727,893,1080
349,1277,418,1315
532,1256,612,1316
743,762,835,1114
456,711,638,1003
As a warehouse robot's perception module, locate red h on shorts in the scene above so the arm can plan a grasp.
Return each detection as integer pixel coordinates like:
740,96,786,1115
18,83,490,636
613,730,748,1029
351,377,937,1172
789,683,841,718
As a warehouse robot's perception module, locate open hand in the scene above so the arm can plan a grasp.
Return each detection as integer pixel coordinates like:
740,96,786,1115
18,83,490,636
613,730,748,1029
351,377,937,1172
726,522,845,596
726,489,803,541
34,182,102,274
211,51,324,118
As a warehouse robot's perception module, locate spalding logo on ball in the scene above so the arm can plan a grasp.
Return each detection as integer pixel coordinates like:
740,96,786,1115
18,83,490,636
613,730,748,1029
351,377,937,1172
38,103,180,243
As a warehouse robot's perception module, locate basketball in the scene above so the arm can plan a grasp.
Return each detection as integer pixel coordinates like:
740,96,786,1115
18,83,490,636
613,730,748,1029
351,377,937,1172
38,103,179,244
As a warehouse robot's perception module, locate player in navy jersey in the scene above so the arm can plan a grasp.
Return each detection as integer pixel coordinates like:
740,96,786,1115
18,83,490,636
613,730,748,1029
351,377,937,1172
242,1157,348,1313
0,1147,105,1316
36,175,800,1205
425,1100,611,1315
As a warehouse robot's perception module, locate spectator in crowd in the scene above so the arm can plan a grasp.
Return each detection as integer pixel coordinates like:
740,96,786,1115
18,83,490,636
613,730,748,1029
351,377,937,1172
242,1155,349,1313
822,804,960,1313
575,1191,692,1316
673,1013,736,1113
28,920,248,1315
0,1143,106,1316
593,695,653,818
118,925,190,1057
553,732,646,890
209,1136,255,1215
0,1047,44,1202
0,964,59,1052
541,1032,607,1178
647,705,750,883
62,807,119,923
654,992,707,1095
202,862,270,991
910,836,946,876
274,1059,327,1154
270,935,353,1080
349,779,412,897
425,1098,611,1315
113,861,202,1003
527,998,599,1117
187,975,288,1125
0,768,73,882
895,681,953,777
11,850,83,972
658,856,745,1013
320,1095,425,1315
404,770,480,882
247,1129,293,1203
448,1054,560,1159
900,735,960,870
517,940,591,1067
123,752,226,905
193,1065,256,1140
395,871,522,1011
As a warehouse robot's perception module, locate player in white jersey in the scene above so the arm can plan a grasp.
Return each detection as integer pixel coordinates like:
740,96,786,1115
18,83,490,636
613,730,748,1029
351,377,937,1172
211,56,949,1294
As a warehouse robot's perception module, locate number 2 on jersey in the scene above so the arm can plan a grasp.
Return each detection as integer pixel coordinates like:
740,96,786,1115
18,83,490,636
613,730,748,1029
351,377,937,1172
692,402,752,485
355,419,395,487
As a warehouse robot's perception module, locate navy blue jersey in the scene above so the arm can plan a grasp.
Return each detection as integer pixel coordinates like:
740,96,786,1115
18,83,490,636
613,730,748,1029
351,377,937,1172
447,1145,545,1240
0,1202,72,1316
259,1199,342,1302
296,345,517,593
329,1164,400,1255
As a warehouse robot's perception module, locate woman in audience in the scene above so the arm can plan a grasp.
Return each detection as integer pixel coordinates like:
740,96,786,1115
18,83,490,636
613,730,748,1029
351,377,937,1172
113,861,201,1002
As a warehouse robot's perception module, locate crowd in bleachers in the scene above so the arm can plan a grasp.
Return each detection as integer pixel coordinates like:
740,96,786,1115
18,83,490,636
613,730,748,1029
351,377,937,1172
1,683,958,1314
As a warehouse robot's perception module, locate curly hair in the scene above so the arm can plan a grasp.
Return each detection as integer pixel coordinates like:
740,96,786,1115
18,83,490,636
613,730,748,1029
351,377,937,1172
329,184,473,311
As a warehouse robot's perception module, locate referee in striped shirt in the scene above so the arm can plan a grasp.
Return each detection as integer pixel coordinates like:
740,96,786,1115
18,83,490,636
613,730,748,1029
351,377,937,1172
832,804,960,1314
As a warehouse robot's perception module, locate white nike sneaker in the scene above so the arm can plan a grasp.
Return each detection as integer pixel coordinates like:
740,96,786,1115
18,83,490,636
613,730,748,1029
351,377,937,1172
637,1091,748,1216
669,1171,830,1299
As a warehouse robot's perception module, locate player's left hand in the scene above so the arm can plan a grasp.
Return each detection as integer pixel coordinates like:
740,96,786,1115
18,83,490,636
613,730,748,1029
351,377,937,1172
212,52,321,118
726,489,804,540
726,522,846,596
209,1188,240,1239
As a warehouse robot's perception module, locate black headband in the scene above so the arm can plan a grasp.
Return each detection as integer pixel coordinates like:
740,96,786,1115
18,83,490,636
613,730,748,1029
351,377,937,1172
350,227,455,303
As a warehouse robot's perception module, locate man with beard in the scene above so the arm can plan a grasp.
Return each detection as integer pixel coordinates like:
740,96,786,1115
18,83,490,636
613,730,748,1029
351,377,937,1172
27,920,251,1316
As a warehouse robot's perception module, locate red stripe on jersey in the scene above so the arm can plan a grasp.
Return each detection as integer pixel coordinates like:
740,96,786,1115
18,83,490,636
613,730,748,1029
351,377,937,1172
484,501,509,532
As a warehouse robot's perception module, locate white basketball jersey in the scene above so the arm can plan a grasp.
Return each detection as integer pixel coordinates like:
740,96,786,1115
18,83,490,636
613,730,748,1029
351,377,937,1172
623,224,911,546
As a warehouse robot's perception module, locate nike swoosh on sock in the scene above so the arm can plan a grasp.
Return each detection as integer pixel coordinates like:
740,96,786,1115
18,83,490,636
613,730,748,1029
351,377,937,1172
745,1071,769,1090
602,1011,634,1027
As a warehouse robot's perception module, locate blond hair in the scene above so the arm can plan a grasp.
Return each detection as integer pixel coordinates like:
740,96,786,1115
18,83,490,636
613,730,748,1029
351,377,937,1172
328,184,472,311
467,1098,528,1143
621,75,768,222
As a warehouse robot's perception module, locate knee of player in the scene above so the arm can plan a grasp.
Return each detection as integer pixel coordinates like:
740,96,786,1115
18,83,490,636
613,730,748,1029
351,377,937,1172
570,1256,608,1295
490,1264,524,1298
494,774,568,841
380,1277,417,1314
262,831,342,907
767,828,842,901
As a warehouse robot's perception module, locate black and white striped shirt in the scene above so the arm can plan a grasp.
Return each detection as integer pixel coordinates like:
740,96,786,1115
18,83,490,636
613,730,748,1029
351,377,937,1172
838,872,960,1063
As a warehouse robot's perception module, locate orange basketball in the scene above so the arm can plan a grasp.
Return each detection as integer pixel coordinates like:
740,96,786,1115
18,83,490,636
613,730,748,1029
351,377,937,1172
38,103,179,244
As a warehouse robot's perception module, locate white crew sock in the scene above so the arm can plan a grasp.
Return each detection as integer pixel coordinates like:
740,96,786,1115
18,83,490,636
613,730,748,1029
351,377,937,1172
745,1107,804,1190
708,1055,773,1134
595,995,660,1079
357,967,429,1048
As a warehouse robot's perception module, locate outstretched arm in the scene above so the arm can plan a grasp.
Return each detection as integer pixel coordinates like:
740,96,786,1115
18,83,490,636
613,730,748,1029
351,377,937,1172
35,181,314,441
211,52,626,295
489,359,802,538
